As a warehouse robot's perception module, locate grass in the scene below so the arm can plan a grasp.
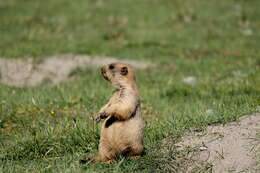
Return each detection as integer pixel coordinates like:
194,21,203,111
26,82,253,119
0,0,259,172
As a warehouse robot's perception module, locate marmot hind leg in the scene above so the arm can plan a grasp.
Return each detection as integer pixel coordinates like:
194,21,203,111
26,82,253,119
128,144,144,160
91,142,116,163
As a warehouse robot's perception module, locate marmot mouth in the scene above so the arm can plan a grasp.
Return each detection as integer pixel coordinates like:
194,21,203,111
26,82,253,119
101,71,110,81
103,74,109,81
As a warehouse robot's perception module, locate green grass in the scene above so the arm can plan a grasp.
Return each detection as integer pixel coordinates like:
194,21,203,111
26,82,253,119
0,0,259,172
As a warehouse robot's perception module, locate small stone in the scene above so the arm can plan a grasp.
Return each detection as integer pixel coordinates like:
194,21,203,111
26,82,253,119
206,109,214,115
199,146,208,151
241,28,253,36
182,76,197,85
232,71,248,78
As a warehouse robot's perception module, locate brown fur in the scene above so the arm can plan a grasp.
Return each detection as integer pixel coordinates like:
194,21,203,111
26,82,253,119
91,63,145,163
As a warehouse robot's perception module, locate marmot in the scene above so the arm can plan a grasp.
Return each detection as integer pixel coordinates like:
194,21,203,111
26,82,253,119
84,63,145,163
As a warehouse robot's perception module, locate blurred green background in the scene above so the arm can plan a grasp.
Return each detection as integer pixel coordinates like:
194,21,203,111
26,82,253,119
0,0,259,172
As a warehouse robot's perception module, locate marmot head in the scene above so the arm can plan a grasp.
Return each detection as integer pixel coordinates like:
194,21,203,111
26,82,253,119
101,63,135,87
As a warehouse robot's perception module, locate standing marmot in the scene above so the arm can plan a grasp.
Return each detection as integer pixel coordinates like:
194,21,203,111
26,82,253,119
84,63,145,163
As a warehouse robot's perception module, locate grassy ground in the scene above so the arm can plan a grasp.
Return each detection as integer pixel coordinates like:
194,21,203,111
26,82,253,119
0,0,259,172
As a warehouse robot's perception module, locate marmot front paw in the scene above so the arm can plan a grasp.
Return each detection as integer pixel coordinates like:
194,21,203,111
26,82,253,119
95,113,108,123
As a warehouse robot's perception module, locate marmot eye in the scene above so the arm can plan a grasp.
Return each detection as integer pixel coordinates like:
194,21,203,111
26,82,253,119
109,65,115,70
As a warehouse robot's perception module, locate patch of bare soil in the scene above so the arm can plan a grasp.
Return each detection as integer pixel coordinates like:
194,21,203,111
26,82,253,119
165,113,260,173
0,54,153,87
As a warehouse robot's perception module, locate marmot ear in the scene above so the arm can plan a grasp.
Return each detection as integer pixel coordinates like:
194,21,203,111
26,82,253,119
120,67,128,76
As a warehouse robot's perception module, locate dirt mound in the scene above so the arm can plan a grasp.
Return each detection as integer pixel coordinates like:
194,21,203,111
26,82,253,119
173,113,260,172
0,54,153,87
